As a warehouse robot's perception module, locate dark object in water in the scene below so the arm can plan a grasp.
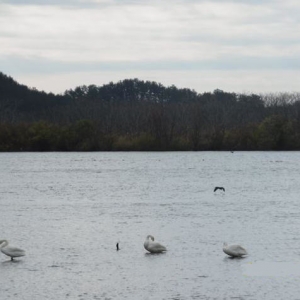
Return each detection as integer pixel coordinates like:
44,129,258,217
214,187,225,192
116,243,119,251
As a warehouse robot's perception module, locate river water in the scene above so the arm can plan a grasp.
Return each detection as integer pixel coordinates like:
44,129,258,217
1,151,300,299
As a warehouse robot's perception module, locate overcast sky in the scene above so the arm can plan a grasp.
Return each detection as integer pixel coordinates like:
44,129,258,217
1,0,300,94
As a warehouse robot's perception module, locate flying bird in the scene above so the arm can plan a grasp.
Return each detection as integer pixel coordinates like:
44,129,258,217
214,187,225,192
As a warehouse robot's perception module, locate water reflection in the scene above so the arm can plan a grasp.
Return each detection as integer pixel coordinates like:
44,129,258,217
223,256,248,261
243,261,300,277
2,151,300,299
2,259,24,265
144,252,167,256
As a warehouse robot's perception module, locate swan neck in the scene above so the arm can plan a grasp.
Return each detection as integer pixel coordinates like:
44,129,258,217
0,240,8,248
147,235,154,241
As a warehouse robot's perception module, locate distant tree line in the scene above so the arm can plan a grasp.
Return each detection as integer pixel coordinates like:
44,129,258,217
1,71,300,151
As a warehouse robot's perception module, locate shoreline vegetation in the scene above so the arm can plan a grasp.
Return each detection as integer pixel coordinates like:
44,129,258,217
1,72,300,151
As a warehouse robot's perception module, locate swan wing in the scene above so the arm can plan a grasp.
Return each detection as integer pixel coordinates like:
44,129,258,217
223,244,247,257
1,246,25,258
146,241,167,253
144,240,150,251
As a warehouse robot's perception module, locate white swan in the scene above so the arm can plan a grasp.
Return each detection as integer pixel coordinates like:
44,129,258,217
144,235,167,253
223,242,247,257
0,240,25,261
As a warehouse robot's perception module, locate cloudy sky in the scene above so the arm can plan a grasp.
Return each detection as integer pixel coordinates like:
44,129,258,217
1,0,300,94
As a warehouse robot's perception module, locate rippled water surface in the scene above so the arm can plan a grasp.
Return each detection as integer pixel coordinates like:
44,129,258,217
1,152,300,299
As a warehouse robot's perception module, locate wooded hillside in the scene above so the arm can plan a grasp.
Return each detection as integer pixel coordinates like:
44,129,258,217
1,72,300,151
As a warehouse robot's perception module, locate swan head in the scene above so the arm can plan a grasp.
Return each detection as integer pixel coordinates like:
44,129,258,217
0,240,8,247
146,235,155,241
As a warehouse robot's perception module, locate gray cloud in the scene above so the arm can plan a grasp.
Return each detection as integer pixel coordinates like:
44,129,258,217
1,0,75,5
1,0,300,93
1,54,299,77
0,0,138,7
0,0,283,11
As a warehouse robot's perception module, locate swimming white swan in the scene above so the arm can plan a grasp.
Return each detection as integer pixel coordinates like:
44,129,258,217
0,240,25,261
144,235,167,253
223,242,247,258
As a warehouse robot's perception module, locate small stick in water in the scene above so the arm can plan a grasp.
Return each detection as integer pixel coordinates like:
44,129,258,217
116,242,119,251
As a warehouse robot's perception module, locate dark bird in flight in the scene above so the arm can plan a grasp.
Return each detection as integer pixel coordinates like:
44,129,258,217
116,243,120,251
214,187,225,192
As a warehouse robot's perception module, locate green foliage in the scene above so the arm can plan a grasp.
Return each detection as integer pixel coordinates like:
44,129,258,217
28,122,57,151
112,133,159,151
0,115,299,151
223,125,258,151
170,136,191,151
1,71,300,151
255,115,286,150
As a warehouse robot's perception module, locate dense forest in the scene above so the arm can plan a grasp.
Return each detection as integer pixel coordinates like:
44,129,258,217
1,71,300,151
